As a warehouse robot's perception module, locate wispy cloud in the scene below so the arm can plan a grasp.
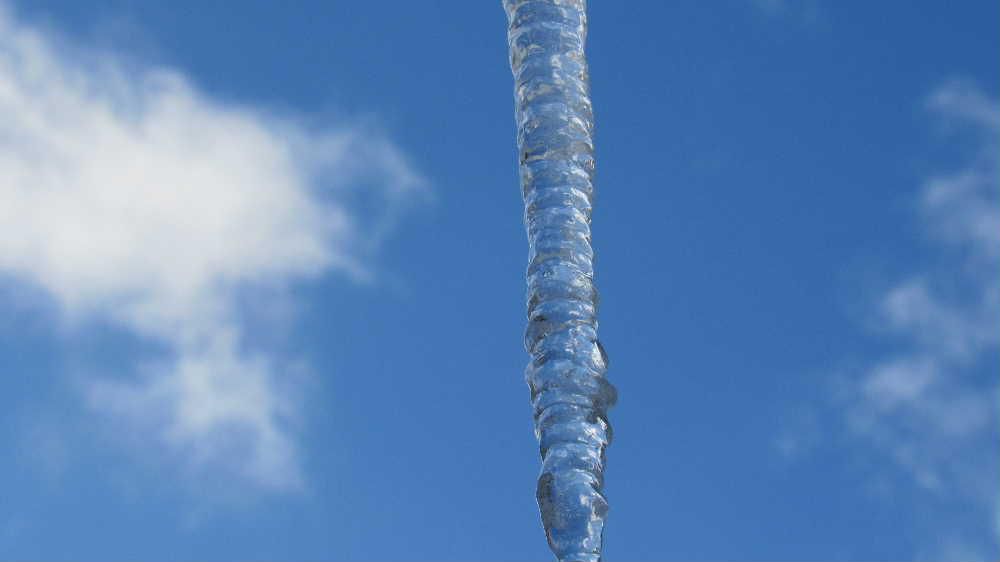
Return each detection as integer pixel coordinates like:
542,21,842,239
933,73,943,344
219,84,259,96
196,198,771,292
0,4,423,493
838,81,999,558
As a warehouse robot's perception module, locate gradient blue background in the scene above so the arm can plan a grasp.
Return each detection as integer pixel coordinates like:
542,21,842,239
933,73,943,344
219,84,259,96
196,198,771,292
1,1,997,560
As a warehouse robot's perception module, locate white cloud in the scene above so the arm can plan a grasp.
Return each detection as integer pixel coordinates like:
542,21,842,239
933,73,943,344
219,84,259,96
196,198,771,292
841,81,999,558
0,4,423,492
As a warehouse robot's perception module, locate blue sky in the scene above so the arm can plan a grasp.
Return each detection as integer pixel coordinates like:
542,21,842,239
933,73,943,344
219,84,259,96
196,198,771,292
0,1,997,560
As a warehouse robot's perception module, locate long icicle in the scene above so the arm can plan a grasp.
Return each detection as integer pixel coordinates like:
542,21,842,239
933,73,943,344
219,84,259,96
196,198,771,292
503,2,617,561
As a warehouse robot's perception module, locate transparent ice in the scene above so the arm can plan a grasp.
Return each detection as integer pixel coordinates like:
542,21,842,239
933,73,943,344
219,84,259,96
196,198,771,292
503,1,617,561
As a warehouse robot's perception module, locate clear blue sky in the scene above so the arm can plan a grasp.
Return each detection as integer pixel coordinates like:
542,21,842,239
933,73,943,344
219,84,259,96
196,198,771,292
0,1,997,560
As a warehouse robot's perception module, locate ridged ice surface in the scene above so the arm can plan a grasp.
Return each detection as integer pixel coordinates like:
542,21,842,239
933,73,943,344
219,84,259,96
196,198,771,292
503,1,616,561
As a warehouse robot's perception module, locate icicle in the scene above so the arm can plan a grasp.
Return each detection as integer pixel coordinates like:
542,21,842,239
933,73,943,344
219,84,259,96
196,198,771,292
503,1,617,561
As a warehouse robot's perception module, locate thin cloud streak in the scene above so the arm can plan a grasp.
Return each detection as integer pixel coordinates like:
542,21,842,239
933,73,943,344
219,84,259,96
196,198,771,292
840,80,999,558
